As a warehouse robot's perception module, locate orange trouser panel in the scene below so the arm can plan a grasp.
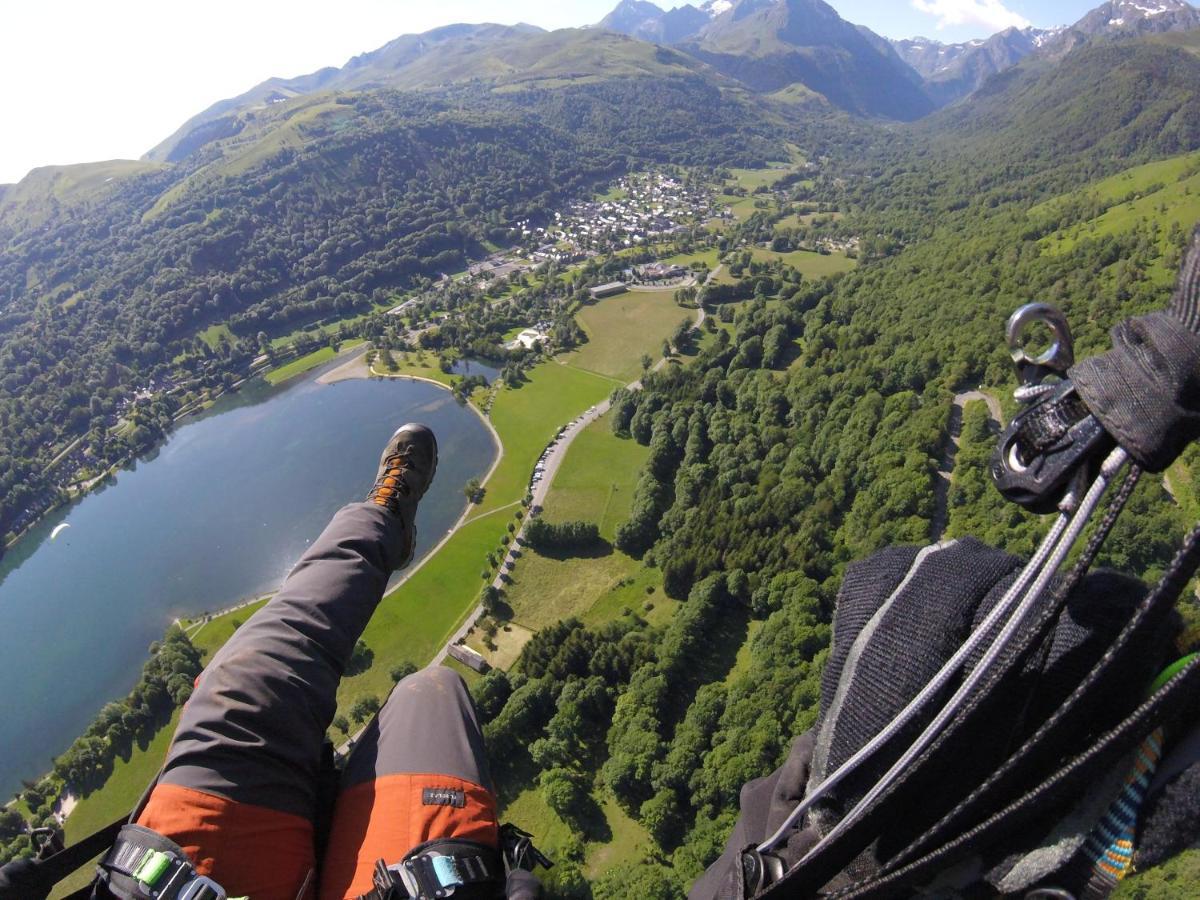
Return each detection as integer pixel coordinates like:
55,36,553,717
137,783,315,900
318,773,500,900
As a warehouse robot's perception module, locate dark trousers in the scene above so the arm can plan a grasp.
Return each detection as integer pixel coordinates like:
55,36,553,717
136,503,498,900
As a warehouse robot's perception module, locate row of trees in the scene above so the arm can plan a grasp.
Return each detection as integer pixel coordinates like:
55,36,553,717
522,518,600,551
0,630,202,864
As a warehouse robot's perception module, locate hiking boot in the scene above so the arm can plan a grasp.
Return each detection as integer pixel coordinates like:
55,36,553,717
367,423,438,566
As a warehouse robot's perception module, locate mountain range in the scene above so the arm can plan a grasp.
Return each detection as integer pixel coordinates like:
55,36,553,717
5,3,1200,887
595,0,1200,110
74,0,1194,169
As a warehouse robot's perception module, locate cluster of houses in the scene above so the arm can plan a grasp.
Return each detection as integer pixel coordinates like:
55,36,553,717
515,172,715,260
463,253,539,292
627,262,687,283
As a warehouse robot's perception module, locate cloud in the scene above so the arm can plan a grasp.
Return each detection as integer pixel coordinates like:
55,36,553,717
912,0,1031,33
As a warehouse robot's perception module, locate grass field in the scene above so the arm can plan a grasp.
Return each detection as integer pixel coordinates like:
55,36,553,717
264,341,364,385
267,300,401,351
499,415,676,631
498,779,655,887
563,289,691,382
719,194,775,222
729,166,791,192
660,247,720,269
1033,151,1200,279
198,322,233,349
776,211,843,229
540,417,651,539
751,246,857,277
1031,151,1200,218
596,185,627,201
371,351,458,388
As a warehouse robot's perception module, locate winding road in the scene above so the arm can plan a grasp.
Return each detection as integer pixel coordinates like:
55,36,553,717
931,390,1004,541
430,301,708,667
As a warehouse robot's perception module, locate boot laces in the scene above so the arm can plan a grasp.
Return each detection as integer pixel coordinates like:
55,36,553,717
370,448,415,512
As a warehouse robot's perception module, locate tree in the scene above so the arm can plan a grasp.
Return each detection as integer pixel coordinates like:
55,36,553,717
539,768,588,824
464,478,483,504
346,640,374,676
389,662,418,683
349,694,381,725
480,585,501,617
640,353,653,372
332,714,350,735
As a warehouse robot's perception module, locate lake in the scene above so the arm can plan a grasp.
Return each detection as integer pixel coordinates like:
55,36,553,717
0,367,497,801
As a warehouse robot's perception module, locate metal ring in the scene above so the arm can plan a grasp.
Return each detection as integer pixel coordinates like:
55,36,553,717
1007,303,1075,373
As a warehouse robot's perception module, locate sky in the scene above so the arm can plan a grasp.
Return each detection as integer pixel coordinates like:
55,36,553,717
1,0,1107,184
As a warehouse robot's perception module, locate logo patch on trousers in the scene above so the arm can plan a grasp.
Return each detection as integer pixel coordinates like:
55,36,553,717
422,788,467,808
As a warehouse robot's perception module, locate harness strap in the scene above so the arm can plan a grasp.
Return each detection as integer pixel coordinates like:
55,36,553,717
830,657,1200,899
48,817,126,885
360,838,504,900
95,823,235,900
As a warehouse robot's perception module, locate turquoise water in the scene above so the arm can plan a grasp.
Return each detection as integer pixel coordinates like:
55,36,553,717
0,369,497,800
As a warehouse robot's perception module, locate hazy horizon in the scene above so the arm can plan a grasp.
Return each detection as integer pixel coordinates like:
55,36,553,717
0,0,1107,184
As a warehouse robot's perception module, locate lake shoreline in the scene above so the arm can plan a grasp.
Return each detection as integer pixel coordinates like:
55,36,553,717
0,369,496,806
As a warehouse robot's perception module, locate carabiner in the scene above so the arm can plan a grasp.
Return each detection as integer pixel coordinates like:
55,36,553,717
1007,304,1075,387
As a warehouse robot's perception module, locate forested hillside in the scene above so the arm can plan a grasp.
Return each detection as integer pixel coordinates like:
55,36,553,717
0,74,781,541
468,37,1200,898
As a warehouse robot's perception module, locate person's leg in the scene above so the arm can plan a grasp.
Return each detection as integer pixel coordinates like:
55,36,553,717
136,425,437,900
319,666,500,900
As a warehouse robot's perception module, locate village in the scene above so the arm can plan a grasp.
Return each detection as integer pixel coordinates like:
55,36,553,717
7,162,858,549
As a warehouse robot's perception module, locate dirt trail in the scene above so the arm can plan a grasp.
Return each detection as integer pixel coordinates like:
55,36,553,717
931,391,1003,541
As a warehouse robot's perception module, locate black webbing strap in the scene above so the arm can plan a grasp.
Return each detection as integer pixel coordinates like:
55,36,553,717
859,501,1190,881
832,658,1200,899
762,519,1200,899
2,815,127,900
359,838,504,900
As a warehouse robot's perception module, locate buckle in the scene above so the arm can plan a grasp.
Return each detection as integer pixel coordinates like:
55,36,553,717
179,876,228,900
399,851,464,898
133,849,174,886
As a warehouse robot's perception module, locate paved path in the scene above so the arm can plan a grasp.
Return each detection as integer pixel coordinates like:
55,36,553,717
430,301,707,668
931,390,1003,541
429,396,612,668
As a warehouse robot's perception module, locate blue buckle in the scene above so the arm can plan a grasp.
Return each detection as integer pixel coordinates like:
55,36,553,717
431,855,463,889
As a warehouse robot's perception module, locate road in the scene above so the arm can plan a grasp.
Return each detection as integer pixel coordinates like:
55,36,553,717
430,300,707,667
429,396,612,668
931,390,1003,541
